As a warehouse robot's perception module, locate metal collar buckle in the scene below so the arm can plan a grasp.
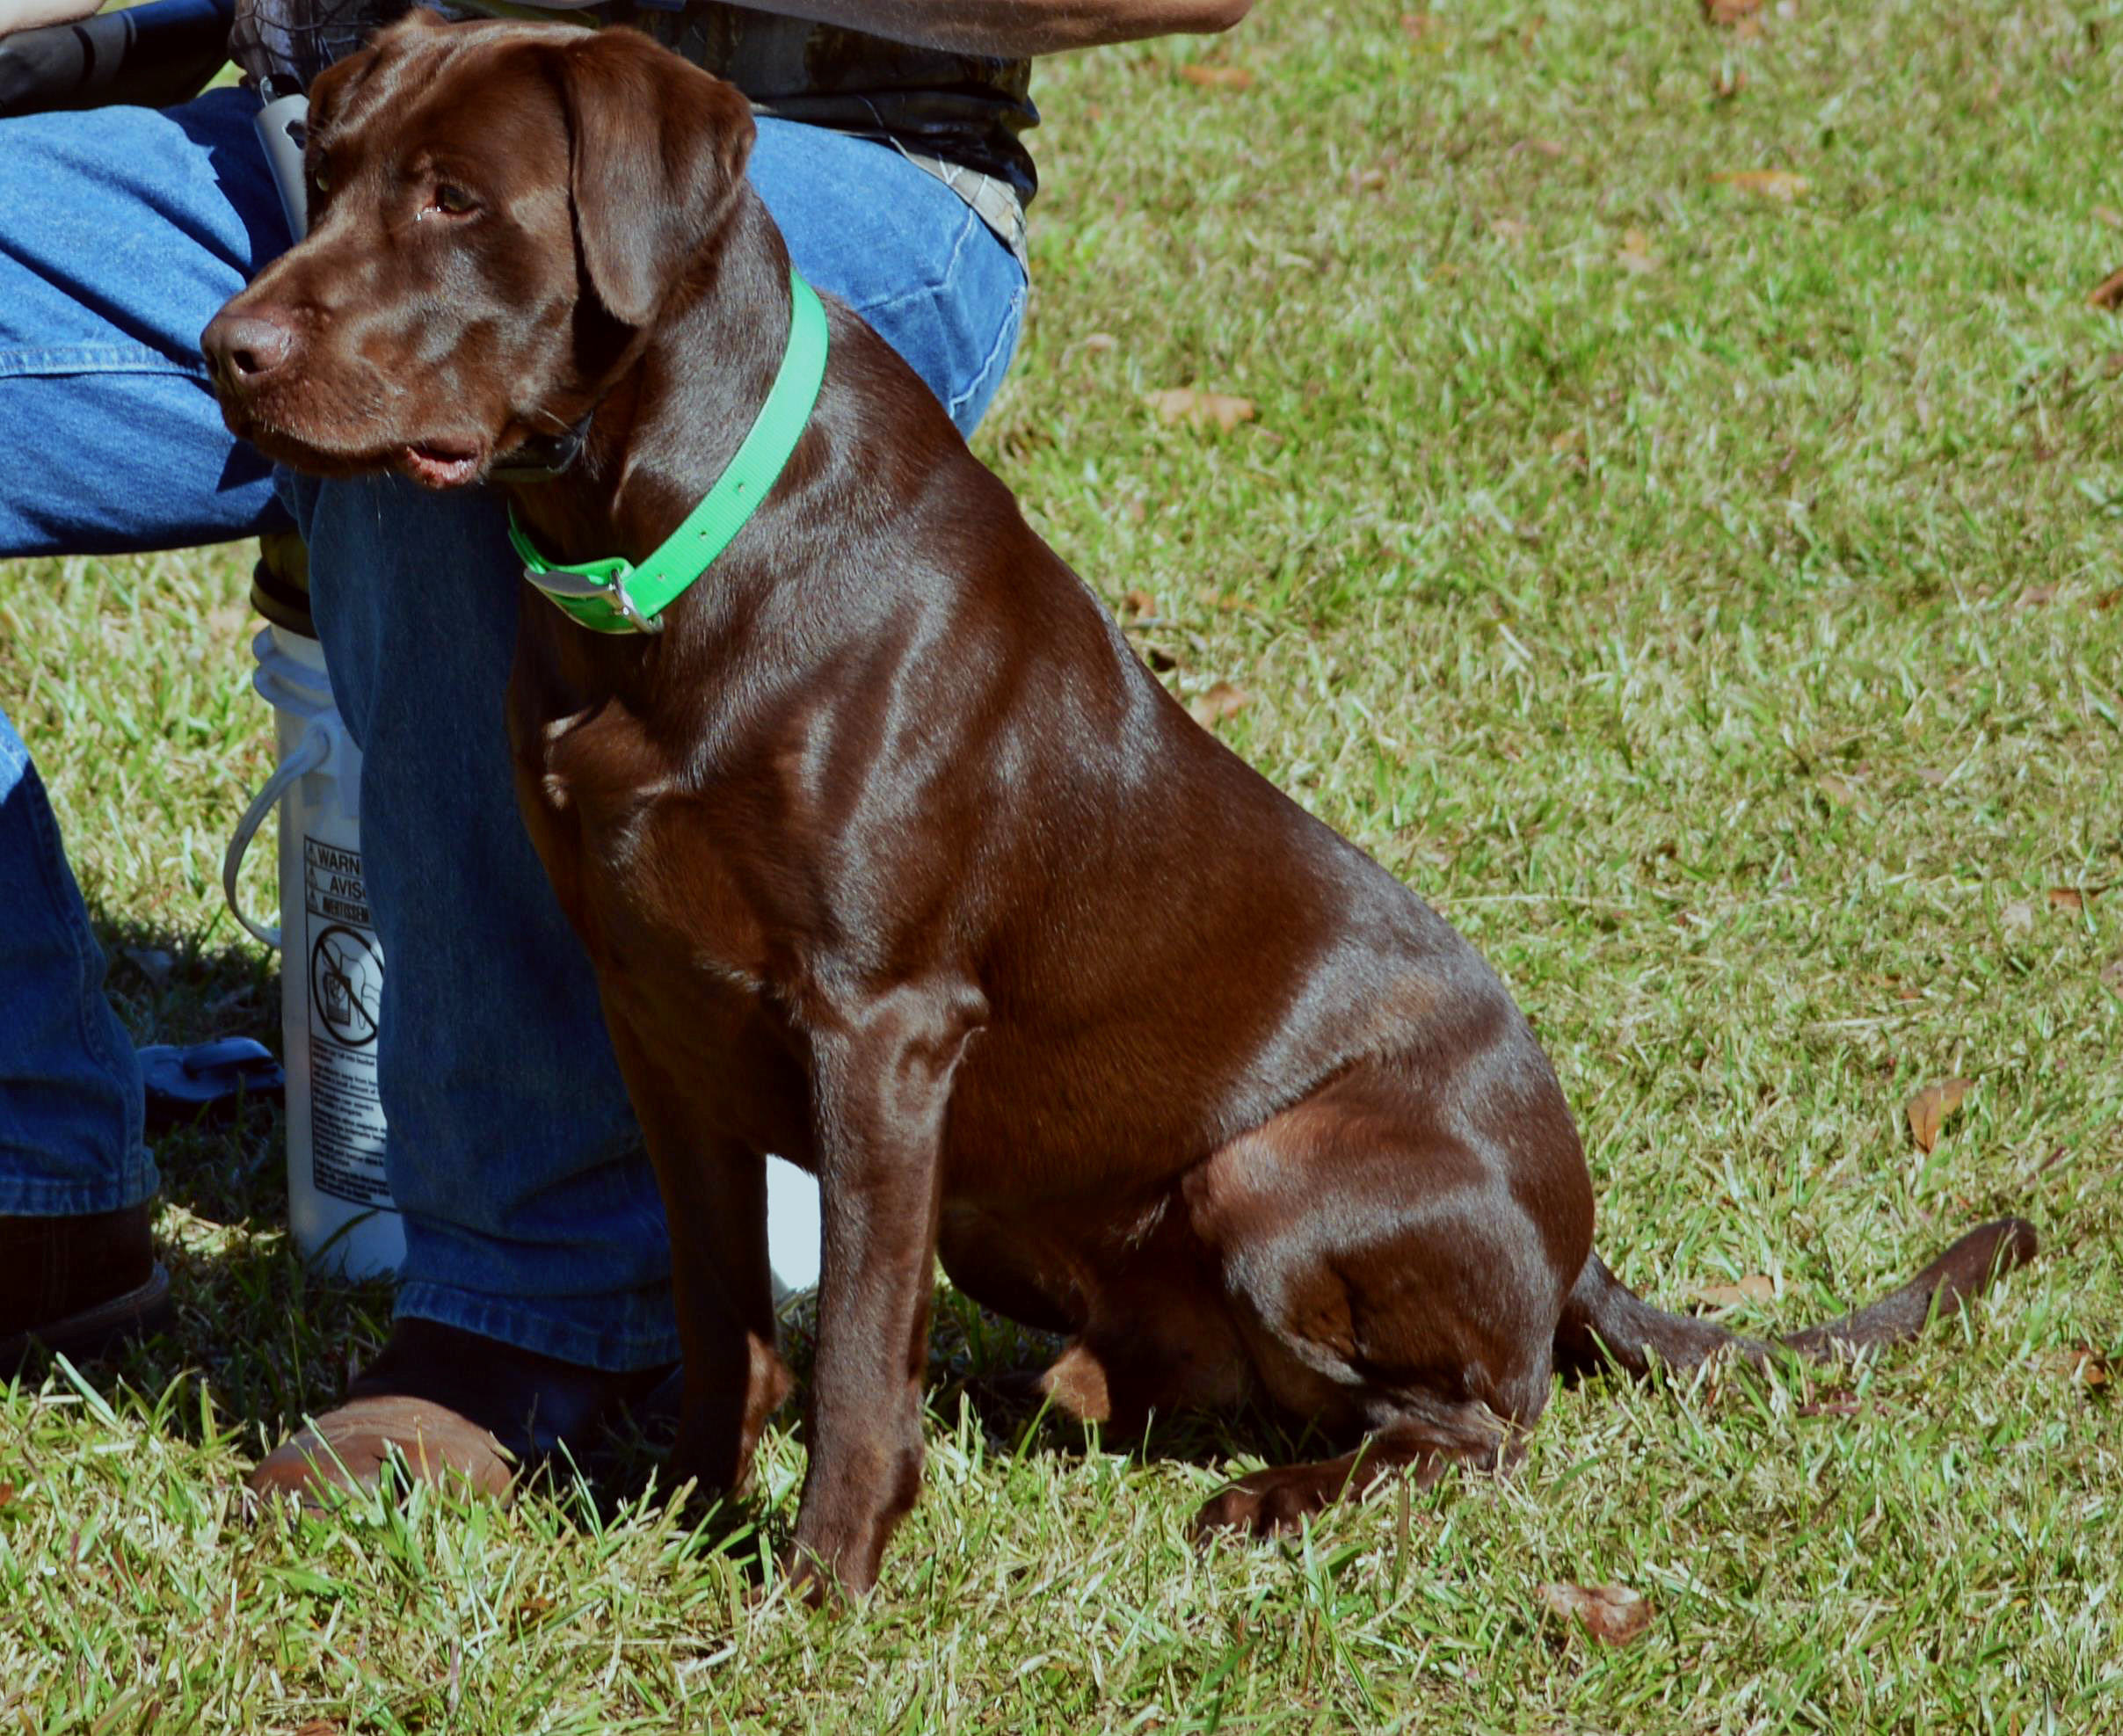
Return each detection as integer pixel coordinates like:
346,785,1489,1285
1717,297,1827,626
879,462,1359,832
521,564,666,635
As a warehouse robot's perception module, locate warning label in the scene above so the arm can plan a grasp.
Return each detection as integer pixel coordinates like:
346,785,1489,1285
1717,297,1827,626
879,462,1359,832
303,835,391,1209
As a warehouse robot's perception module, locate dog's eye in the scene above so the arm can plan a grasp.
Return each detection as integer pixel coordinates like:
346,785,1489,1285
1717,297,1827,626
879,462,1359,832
311,164,330,195
432,183,476,216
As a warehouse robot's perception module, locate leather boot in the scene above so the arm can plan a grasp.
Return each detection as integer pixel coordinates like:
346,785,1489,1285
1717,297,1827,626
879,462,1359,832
248,1317,676,1506
0,1202,171,1374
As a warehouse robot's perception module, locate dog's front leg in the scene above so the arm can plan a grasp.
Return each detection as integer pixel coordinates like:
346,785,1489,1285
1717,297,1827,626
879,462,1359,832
785,980,982,1604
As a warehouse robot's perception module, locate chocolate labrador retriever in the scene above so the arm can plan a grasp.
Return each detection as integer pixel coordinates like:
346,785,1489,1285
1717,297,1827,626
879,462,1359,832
202,15,2036,1598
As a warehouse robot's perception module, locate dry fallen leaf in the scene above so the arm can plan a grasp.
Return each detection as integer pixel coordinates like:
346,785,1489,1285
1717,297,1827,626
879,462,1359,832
0,1481,14,1507
1144,388,1256,433
1712,169,1810,202
1179,64,1254,91
1701,0,1762,23
1188,682,1252,729
1617,229,1659,273
1121,588,1157,617
2054,1347,2112,1390
1536,1582,1653,1645
2088,267,2123,311
1907,1077,1970,1153
1694,1274,1777,1310
1352,166,1389,192
2097,588,2123,612
1798,1389,1865,1419
292,1723,341,1736
2049,887,2084,913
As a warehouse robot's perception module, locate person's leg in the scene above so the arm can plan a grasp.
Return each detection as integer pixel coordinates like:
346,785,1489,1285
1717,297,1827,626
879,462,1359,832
1,90,293,1368
0,705,164,1367
255,127,1025,1490
0,89,292,556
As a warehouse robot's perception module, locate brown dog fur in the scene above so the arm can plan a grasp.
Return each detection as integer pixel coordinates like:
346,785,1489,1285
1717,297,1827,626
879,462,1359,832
203,17,2037,1598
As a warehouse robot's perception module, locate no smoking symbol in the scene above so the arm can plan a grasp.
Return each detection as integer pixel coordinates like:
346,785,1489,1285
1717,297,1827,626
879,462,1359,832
310,926,382,1047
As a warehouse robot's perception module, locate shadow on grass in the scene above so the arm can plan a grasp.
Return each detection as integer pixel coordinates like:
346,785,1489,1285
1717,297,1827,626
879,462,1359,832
32,906,1347,1547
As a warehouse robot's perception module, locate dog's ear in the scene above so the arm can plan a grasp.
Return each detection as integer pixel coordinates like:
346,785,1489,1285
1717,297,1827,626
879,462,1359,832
556,30,758,327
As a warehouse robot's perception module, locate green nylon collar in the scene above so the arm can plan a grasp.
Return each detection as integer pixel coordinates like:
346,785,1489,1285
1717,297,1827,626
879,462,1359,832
509,271,829,635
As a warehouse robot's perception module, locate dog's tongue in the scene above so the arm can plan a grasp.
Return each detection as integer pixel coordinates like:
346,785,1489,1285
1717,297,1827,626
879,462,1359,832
403,440,483,490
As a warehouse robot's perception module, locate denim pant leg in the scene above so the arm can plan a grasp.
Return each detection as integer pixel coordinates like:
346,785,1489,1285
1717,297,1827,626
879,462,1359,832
0,90,291,556
292,121,1027,1370
0,91,291,1214
0,709,153,1214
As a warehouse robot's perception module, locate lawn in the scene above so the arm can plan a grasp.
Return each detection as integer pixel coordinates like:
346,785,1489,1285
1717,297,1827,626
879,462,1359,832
3,1,2119,1730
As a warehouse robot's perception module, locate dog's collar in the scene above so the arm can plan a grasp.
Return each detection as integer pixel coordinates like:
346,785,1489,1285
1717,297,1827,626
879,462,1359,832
507,271,829,636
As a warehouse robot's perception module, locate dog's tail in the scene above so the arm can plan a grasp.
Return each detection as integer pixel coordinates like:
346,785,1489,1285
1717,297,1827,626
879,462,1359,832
1552,1217,2038,1382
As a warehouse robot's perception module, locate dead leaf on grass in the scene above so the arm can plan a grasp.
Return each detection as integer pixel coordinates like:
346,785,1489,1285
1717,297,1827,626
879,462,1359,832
1121,588,1158,618
1178,64,1254,91
1536,1581,1653,1645
2087,267,2123,311
2050,1346,2112,1390
1617,229,1659,273
1712,169,1810,202
2016,583,2060,607
1694,1274,1777,1310
0,1481,13,1507
1798,1389,1865,1419
291,1723,341,1736
1701,0,1762,23
2096,588,2123,612
1907,1077,1970,1153
1188,682,1252,729
1144,388,1256,433
2049,887,2085,913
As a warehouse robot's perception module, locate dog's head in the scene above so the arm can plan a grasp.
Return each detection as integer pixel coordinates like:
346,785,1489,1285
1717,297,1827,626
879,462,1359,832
202,14,755,489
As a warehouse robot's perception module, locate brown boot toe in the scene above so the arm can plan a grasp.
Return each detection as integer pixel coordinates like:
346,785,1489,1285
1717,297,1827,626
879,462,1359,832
249,1394,516,1506
246,1318,674,1506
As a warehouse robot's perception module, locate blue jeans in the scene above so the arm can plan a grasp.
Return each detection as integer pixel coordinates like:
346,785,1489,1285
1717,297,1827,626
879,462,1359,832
0,87,1027,1369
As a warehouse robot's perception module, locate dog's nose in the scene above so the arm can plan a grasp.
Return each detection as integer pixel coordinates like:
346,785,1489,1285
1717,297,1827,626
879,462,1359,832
201,311,295,388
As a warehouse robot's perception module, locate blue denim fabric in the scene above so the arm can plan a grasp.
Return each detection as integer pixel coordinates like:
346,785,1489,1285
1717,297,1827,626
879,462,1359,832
0,95,1026,1370
0,710,153,1213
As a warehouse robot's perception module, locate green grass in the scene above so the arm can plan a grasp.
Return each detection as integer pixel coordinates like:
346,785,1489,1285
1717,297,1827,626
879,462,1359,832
4,1,2121,1729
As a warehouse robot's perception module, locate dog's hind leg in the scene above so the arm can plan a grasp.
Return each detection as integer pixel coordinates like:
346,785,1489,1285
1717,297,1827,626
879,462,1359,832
1185,1055,1589,1539
1191,1400,1520,1539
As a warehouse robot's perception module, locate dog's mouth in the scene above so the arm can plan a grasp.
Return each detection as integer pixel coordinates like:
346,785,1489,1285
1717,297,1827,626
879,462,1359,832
400,438,487,490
